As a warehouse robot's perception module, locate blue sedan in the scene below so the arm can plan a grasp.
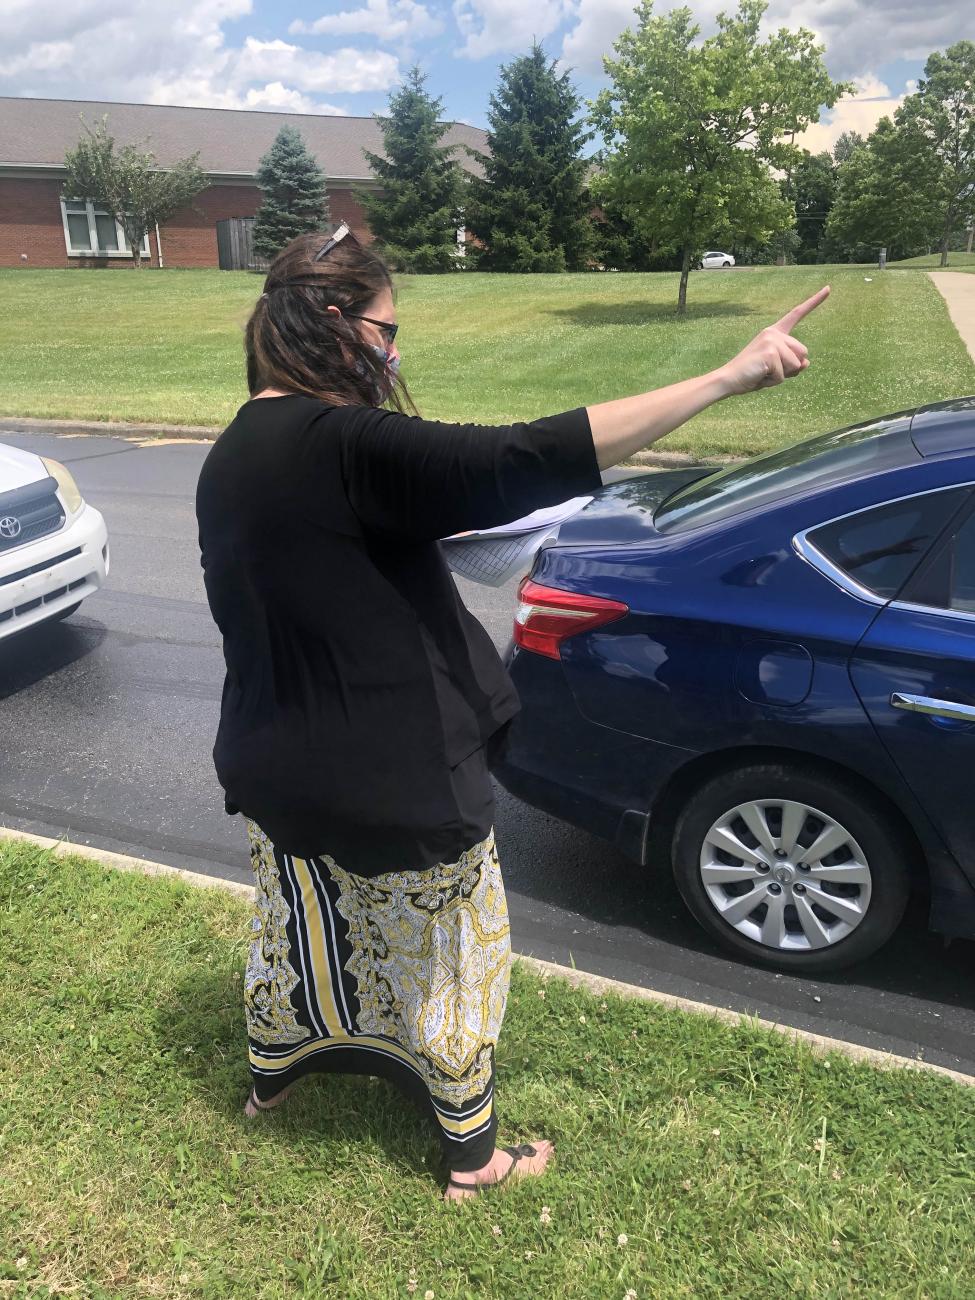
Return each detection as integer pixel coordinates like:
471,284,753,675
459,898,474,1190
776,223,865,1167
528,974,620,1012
493,396,975,972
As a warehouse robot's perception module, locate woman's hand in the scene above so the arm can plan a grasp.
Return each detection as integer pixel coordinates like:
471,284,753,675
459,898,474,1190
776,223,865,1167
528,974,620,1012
716,285,830,396
587,284,831,469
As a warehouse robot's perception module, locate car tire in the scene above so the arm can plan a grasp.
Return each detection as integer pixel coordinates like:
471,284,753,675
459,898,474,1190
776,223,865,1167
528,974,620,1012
722,260,733,268
671,762,911,972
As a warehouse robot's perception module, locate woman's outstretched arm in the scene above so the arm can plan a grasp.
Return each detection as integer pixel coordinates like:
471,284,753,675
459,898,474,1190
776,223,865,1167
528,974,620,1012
335,286,831,541
587,286,830,471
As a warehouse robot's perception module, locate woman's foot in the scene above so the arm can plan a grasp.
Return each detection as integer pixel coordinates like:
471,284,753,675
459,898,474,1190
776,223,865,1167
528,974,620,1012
444,1140,554,1202
243,1083,294,1118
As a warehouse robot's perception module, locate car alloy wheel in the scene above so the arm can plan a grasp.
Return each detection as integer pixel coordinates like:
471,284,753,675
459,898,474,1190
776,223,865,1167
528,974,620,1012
671,763,911,971
699,798,872,953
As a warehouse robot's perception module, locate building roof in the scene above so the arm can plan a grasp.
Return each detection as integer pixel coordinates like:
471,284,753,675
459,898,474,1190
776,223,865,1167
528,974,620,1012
0,96,488,180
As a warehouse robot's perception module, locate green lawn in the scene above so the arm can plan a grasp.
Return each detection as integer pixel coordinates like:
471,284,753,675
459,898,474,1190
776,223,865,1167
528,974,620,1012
2,838,974,1299
889,251,975,271
2,265,974,457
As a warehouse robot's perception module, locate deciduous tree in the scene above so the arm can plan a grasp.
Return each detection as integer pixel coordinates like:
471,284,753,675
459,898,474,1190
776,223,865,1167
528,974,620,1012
63,116,206,268
896,41,975,266
825,117,941,261
791,151,838,263
590,0,846,312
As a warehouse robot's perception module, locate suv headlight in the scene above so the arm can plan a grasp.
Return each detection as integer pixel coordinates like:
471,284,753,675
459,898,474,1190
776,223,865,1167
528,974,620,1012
41,456,83,515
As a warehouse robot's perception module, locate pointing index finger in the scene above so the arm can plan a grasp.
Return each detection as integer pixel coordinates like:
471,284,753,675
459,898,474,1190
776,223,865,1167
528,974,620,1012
774,285,830,335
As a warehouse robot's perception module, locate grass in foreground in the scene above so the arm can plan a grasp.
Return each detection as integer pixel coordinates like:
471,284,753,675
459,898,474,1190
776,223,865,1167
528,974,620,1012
2,838,973,1299
2,265,974,456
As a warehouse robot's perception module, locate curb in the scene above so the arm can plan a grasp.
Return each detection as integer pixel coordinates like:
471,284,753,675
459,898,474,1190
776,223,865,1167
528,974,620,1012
0,414,222,441
0,413,741,469
4,825,972,1088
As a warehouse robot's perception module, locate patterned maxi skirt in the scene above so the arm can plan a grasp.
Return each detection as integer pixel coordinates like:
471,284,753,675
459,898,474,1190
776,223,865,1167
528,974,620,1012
242,818,512,1171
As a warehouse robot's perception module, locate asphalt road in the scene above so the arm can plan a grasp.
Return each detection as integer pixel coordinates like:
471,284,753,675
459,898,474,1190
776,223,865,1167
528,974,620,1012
3,429,974,1077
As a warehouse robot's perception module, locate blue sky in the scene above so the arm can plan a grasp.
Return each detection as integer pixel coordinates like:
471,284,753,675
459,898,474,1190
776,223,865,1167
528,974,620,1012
0,0,969,153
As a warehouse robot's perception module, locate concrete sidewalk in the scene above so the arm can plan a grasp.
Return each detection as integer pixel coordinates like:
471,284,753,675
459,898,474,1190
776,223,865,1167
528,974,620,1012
929,271,975,363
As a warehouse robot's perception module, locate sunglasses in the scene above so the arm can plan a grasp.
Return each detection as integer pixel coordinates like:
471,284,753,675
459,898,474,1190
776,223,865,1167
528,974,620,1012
344,313,398,344
313,222,355,260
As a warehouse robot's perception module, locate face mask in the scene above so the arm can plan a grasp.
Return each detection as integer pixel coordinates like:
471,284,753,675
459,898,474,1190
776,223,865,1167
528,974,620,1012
371,343,400,376
356,344,399,403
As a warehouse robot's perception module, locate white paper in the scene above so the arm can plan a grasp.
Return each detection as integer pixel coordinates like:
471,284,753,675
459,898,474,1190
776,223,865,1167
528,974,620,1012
439,496,594,587
445,496,594,540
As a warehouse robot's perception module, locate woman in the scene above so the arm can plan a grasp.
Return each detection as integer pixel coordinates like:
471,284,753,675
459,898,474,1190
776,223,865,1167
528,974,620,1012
195,223,828,1201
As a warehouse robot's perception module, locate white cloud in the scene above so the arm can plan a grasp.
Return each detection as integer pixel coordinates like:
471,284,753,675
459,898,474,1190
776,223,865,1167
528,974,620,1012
559,0,637,76
0,41,74,78
453,0,570,59
795,75,913,152
232,37,398,93
241,82,347,114
560,0,970,83
767,0,969,81
290,0,443,44
560,0,730,76
0,0,397,111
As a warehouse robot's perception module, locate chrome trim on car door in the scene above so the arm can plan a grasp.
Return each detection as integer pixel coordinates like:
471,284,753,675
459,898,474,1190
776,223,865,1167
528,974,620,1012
791,532,885,604
891,692,975,722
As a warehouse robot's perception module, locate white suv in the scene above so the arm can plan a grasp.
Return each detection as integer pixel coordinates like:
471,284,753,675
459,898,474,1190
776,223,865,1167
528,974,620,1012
0,441,109,639
700,251,735,269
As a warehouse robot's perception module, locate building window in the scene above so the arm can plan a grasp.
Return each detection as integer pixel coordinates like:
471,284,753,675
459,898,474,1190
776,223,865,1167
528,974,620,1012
60,198,151,258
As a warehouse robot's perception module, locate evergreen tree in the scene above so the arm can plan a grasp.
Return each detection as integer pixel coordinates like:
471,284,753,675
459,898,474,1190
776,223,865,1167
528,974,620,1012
592,202,660,270
466,43,594,272
252,126,330,262
361,67,463,273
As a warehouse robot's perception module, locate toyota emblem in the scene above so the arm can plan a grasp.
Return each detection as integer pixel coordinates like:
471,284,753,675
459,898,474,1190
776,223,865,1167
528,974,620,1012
0,515,21,539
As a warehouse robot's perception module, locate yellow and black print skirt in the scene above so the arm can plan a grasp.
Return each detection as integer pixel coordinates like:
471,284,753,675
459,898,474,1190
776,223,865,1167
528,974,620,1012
243,818,512,1170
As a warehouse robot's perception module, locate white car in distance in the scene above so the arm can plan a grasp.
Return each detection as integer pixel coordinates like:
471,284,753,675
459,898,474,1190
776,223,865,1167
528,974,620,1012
0,441,109,640
700,250,736,269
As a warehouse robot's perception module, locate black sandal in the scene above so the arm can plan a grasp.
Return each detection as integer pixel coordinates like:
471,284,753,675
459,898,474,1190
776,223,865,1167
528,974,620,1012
447,1143,540,1195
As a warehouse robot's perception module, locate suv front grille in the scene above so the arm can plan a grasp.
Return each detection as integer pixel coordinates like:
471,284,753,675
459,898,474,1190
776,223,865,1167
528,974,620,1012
0,475,65,553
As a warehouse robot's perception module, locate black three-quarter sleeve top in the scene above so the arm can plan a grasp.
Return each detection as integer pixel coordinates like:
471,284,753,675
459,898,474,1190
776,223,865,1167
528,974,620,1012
195,394,603,875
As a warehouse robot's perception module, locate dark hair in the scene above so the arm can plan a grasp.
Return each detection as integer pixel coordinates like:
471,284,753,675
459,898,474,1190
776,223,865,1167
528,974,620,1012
244,229,416,414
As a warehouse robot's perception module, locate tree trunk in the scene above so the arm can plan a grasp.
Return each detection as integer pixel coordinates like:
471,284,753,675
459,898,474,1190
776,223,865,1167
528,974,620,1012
129,224,145,268
967,224,974,254
939,217,951,268
677,247,691,316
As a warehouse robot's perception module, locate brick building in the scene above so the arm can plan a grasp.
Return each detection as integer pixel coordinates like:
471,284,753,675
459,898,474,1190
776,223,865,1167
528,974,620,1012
0,97,488,269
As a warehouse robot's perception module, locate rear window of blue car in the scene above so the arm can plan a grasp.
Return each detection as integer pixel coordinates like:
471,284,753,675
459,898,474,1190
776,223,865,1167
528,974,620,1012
809,489,970,598
654,414,916,534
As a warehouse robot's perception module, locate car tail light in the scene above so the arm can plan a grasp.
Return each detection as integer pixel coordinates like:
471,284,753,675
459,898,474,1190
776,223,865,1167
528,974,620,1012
514,577,629,660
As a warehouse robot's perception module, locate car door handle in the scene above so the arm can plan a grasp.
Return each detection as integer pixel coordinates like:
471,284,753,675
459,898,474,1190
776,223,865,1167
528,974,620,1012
890,692,975,722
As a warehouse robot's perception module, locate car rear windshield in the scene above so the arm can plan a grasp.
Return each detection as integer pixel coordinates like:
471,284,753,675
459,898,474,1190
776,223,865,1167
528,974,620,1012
654,413,917,535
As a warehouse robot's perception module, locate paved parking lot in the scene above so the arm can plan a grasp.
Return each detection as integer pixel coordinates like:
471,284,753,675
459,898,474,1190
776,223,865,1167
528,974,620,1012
2,428,974,1075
